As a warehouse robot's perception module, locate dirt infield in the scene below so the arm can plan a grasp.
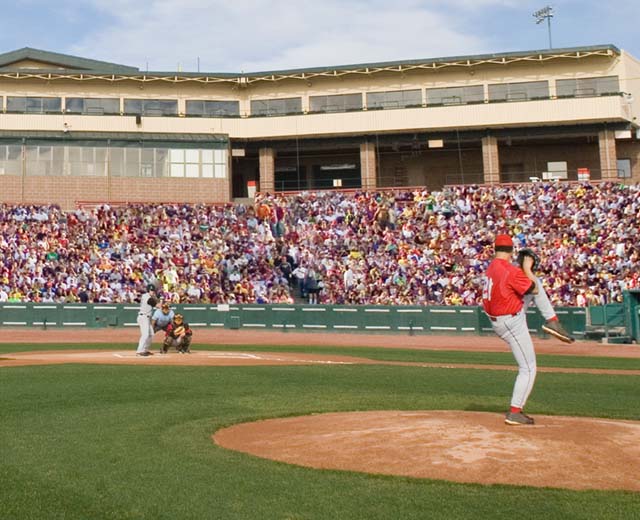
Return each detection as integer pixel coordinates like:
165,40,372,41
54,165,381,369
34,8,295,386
3,327,639,491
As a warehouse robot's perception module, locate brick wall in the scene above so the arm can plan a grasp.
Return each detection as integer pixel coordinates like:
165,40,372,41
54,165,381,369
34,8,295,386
0,176,231,209
259,147,275,193
360,142,377,190
598,129,618,179
482,136,500,184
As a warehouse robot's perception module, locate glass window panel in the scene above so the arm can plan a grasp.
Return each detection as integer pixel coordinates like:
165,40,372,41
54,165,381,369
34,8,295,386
8,145,21,160
65,98,84,113
487,84,508,101
250,97,301,116
201,149,213,163
79,98,119,115
141,99,177,116
283,97,302,114
185,149,199,163
213,149,226,163
309,93,363,113
186,100,240,117
26,98,44,113
426,86,484,106
170,163,184,177
366,89,422,109
11,97,61,113
125,149,140,177
6,97,27,112
123,99,143,114
25,146,39,161
95,148,108,164
251,99,269,115
556,76,619,97
43,98,62,112
343,93,363,111
186,100,204,115
67,147,81,163
141,149,154,163
214,163,226,178
169,149,184,162
597,76,620,94
81,148,94,162
87,98,118,114
202,164,214,177
0,145,21,175
488,81,548,102
185,164,199,177
110,148,124,177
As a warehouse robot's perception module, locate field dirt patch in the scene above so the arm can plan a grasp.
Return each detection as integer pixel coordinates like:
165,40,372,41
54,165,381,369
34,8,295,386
214,410,640,491
0,349,376,367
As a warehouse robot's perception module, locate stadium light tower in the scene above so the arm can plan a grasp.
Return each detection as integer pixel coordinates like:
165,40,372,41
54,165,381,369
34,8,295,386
533,5,554,49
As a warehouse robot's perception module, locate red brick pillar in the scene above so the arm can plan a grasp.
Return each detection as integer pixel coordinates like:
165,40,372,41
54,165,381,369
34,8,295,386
598,129,618,180
259,147,275,193
482,136,500,184
360,142,377,190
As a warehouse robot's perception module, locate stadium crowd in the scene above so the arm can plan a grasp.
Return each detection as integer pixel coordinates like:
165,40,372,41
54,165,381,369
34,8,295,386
0,181,638,307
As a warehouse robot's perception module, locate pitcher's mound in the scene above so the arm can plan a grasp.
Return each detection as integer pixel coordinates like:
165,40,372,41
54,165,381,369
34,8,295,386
214,410,640,491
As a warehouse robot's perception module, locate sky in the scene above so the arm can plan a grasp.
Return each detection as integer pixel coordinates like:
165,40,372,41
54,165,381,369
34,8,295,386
1,0,638,73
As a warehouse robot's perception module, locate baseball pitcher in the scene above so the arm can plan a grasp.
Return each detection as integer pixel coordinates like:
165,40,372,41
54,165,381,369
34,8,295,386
482,234,574,426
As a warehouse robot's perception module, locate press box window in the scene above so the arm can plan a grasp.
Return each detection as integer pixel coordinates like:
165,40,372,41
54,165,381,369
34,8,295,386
186,100,240,117
7,97,62,113
488,81,549,102
426,85,484,106
309,93,363,113
556,76,620,98
66,98,120,115
250,98,302,116
366,89,422,109
124,99,178,116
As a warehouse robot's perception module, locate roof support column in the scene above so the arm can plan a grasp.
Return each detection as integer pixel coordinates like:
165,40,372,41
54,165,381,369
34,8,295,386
598,128,618,180
360,141,377,190
482,135,500,184
259,147,275,193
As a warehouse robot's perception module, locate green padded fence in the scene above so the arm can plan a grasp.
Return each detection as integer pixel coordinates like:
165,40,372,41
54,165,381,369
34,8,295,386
0,303,588,337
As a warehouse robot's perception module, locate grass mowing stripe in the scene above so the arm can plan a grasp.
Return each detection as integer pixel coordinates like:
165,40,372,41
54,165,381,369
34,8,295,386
2,342,640,371
1,363,639,519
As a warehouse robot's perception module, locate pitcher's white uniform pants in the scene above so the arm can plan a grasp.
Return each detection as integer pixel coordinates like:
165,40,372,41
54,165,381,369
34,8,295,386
492,278,555,409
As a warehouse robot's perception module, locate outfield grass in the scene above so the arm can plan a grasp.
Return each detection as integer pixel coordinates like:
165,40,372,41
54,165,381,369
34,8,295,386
1,346,639,519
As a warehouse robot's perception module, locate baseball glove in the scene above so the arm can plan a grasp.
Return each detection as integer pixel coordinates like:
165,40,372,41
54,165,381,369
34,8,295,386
517,248,540,271
173,326,185,336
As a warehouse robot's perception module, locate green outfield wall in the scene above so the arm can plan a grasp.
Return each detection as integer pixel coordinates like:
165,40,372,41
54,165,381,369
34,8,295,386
0,303,589,338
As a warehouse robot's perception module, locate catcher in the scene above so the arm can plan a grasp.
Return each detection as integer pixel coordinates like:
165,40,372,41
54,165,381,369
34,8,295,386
162,314,193,354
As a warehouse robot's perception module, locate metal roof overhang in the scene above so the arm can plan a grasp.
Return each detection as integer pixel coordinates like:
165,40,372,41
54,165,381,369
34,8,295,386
0,131,228,147
0,46,620,86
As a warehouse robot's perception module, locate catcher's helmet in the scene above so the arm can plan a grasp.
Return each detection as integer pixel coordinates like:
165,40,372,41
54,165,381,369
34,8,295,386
174,314,184,324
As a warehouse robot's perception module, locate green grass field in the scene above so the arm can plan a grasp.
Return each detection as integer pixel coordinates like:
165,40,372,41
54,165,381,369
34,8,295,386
1,343,639,519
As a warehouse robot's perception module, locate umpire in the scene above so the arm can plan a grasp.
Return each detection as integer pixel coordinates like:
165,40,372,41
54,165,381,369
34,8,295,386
152,303,174,333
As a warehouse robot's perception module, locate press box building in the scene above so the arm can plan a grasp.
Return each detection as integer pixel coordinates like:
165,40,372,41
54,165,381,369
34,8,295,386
0,45,638,208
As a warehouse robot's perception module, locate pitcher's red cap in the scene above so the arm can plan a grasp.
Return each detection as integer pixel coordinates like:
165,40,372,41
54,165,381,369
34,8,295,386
494,234,513,247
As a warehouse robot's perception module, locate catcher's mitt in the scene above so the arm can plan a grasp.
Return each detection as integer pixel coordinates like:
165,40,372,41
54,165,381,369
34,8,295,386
173,326,186,336
517,248,540,271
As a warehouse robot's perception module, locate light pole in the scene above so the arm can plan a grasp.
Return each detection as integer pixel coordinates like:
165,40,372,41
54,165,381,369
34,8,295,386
533,6,554,49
